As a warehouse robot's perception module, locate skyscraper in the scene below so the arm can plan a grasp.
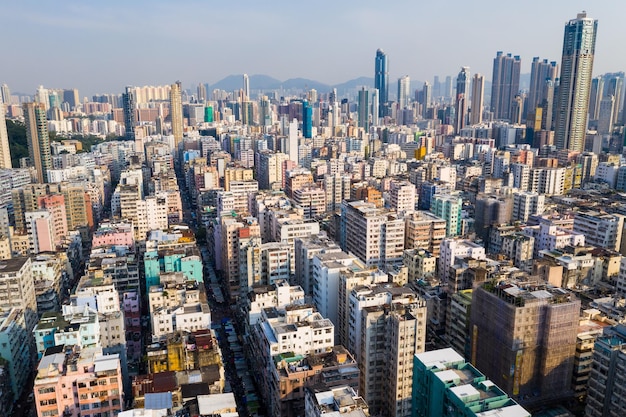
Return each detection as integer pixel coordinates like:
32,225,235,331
374,49,388,117
23,102,52,183
602,72,624,126
170,81,183,148
358,87,369,131
197,83,207,102
470,73,484,125
455,67,470,133
527,58,558,119
122,86,136,140
0,98,11,168
490,52,521,121
421,82,432,119
0,84,10,105
243,73,250,100
554,12,598,153
302,100,312,139
397,75,410,109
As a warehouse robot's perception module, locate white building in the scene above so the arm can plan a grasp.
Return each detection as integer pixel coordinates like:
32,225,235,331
438,238,486,280
512,191,545,222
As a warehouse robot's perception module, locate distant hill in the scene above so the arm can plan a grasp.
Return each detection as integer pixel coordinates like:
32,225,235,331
211,74,281,92
278,78,330,92
333,77,374,93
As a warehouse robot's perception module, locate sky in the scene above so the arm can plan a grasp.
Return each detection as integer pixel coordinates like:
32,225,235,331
3,0,626,97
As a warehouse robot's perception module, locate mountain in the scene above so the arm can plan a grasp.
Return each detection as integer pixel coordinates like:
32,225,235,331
333,77,374,94
211,74,281,92
277,78,330,92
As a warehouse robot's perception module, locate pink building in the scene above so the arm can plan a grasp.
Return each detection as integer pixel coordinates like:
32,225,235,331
38,194,69,245
92,221,135,249
34,345,124,417
25,210,56,254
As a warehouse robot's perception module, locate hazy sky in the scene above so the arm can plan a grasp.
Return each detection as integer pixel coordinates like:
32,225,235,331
4,0,626,97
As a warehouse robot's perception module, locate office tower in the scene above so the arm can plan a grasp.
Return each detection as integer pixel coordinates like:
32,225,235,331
585,326,626,417
471,280,580,403
527,58,558,118
555,12,598,153
23,102,52,183
62,88,79,110
0,84,10,105
0,101,11,168
470,73,484,125
398,75,411,109
243,73,250,100
455,67,470,133
421,82,432,118
170,81,183,148
491,52,521,121
412,348,531,417
302,100,313,138
358,87,370,131
122,86,136,140
375,49,388,117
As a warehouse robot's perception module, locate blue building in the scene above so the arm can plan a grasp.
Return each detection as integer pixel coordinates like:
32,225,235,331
302,100,312,139
375,49,388,117
412,348,530,417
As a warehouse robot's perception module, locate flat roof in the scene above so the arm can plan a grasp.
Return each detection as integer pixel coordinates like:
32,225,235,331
415,348,464,369
475,404,530,417
197,393,238,415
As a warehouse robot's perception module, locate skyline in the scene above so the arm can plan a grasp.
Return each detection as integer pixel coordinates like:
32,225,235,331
4,1,626,97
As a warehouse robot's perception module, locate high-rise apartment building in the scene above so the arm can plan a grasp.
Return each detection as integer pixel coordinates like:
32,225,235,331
347,284,427,417
375,49,388,117
340,200,405,267
421,82,432,119
470,280,580,404
527,57,558,119
122,86,136,140
430,195,462,237
243,73,250,100
470,73,484,125
23,102,52,183
0,97,11,168
490,52,521,121
554,12,598,152
455,67,470,133
170,81,183,148
357,87,369,131
585,325,626,417
398,75,411,109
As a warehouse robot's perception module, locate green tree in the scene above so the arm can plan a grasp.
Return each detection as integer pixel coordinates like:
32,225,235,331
6,119,28,168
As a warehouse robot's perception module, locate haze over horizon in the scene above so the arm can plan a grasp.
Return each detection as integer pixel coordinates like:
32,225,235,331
4,0,626,97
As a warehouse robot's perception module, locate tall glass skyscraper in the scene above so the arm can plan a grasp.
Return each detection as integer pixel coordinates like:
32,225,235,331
554,12,598,153
374,49,388,117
